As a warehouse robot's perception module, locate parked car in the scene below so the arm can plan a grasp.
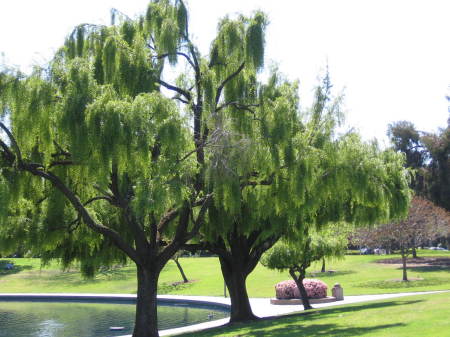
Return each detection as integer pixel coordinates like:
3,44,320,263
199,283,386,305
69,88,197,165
360,248,373,255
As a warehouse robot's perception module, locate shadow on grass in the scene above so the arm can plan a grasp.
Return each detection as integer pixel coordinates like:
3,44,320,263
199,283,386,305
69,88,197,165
37,266,135,286
307,270,355,278
158,280,194,294
404,265,450,272
190,300,419,337
0,260,33,277
356,278,447,289
228,322,405,337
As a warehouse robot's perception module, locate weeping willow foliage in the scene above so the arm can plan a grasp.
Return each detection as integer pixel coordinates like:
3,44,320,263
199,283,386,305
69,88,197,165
0,0,410,278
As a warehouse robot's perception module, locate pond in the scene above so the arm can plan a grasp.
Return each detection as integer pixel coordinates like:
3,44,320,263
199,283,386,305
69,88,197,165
0,300,229,337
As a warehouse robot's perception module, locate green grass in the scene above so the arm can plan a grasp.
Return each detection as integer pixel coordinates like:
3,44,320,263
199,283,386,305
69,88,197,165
179,291,450,337
1,250,449,296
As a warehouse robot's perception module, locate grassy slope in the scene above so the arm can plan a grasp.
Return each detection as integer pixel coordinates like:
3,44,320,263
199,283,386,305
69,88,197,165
1,250,449,296
179,291,450,337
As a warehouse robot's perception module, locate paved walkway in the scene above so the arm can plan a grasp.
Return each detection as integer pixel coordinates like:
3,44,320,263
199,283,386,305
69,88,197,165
1,290,448,336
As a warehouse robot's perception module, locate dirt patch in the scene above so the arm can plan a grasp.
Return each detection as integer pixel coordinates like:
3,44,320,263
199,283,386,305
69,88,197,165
376,256,450,268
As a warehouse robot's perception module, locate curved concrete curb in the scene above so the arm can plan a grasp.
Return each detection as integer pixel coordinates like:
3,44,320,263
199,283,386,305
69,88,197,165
1,290,448,336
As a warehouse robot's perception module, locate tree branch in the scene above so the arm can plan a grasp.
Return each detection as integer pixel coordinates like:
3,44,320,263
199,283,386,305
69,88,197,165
154,52,195,70
157,79,191,101
216,101,259,114
20,163,141,264
215,62,245,107
0,121,22,163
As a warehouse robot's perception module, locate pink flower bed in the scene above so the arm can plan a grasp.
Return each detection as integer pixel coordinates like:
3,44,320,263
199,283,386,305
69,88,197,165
275,279,328,299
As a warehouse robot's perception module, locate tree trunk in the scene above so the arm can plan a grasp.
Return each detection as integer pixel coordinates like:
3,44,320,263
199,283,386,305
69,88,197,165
401,249,408,282
321,258,326,273
219,255,257,322
133,266,160,337
290,269,312,310
174,258,189,283
412,246,417,258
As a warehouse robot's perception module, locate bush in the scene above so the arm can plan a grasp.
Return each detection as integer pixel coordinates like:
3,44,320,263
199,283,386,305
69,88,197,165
275,279,328,299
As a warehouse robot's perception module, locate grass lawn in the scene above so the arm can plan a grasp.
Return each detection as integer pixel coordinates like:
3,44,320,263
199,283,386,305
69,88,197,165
1,250,449,296
178,291,450,337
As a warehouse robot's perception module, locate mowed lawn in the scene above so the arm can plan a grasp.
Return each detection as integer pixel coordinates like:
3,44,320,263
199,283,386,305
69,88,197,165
179,291,450,337
1,250,449,296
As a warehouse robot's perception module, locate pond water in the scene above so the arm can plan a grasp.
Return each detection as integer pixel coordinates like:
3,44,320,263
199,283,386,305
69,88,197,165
0,300,229,337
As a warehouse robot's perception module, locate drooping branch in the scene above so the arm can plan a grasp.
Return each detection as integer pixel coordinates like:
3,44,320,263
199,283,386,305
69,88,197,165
0,121,22,163
216,101,259,114
154,52,195,70
20,162,141,264
48,160,75,169
83,196,114,206
215,62,245,107
0,138,15,162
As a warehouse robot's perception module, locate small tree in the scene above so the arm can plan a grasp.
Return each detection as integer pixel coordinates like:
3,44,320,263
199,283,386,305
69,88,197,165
262,226,348,310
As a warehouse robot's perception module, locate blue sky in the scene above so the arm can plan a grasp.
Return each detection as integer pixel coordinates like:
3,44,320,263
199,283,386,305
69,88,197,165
1,0,448,144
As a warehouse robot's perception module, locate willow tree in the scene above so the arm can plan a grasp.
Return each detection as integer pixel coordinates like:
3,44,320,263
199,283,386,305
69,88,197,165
196,72,412,322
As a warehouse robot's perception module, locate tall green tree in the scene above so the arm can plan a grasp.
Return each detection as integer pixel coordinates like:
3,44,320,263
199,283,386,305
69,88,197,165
195,73,411,322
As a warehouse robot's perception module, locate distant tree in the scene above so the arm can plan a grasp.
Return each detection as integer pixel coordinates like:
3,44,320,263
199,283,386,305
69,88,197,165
387,121,426,193
421,121,450,211
262,226,348,310
354,197,450,280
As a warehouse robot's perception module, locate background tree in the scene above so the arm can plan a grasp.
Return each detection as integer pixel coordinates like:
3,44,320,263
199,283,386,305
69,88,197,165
421,120,450,211
353,197,450,280
387,121,426,193
262,226,348,310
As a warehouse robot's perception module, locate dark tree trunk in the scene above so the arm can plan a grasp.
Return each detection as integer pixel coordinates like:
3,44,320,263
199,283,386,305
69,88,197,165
219,255,257,322
133,266,160,337
173,258,189,283
290,269,312,310
401,248,408,281
321,258,326,273
206,227,278,323
412,246,417,258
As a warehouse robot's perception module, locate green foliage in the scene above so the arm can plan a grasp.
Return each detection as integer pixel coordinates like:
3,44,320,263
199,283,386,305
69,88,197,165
0,0,411,282
262,226,349,273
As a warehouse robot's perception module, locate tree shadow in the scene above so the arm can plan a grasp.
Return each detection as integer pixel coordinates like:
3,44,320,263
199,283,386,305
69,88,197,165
308,270,355,278
358,278,447,289
0,260,33,277
236,322,405,337
278,299,423,319
404,265,450,272
158,280,194,294
191,300,420,337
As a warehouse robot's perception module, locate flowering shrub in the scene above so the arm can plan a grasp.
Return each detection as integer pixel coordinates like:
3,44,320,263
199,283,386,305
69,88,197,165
275,279,328,299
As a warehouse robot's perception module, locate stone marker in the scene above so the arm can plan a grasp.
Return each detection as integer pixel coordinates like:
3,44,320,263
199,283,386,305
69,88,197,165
332,283,344,300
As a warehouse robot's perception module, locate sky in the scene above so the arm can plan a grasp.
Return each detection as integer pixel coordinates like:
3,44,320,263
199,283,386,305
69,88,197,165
1,0,449,144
